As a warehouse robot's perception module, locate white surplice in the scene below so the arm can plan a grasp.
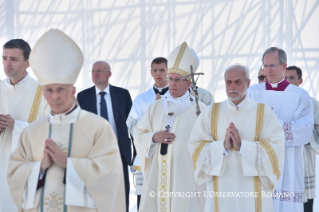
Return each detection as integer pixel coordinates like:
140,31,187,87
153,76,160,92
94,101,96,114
188,97,285,212
134,91,207,212
0,74,48,212
303,97,319,202
248,83,314,212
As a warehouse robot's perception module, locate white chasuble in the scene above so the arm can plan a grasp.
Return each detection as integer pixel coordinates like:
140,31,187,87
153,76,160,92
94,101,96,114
188,98,285,212
0,75,48,212
42,123,72,212
135,91,207,212
7,108,125,212
248,83,313,212
127,86,168,195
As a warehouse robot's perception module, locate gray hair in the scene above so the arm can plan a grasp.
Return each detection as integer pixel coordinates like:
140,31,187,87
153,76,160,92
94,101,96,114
224,63,250,81
262,47,287,65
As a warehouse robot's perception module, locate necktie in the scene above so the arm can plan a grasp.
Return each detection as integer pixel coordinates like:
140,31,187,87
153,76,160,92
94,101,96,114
99,92,109,120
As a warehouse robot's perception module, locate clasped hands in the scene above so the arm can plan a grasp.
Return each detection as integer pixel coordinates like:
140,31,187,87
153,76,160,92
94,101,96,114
0,114,15,131
224,122,241,150
40,138,67,173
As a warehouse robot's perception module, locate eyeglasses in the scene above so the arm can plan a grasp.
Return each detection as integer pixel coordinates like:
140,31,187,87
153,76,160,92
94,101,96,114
167,77,187,83
258,75,267,81
151,69,167,73
43,87,70,96
262,64,278,69
90,70,105,74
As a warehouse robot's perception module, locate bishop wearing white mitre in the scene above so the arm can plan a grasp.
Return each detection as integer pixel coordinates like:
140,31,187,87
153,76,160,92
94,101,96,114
134,42,207,212
188,64,285,212
7,29,125,212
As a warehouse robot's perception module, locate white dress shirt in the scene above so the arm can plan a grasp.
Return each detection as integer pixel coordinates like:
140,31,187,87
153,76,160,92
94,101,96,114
95,85,118,138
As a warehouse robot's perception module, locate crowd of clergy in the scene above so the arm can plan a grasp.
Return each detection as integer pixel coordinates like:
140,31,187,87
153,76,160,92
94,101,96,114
0,28,318,212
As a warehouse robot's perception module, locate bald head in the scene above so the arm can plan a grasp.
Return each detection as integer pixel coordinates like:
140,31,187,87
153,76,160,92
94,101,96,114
93,61,111,72
92,61,112,90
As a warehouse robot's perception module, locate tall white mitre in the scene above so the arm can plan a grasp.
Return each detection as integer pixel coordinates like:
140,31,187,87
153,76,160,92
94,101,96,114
168,42,199,79
29,28,84,85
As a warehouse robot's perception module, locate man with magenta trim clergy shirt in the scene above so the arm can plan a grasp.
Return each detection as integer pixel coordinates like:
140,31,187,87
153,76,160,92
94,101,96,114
7,29,125,212
248,47,313,212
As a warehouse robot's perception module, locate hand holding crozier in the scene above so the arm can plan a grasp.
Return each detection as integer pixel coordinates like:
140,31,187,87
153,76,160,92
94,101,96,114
152,129,176,144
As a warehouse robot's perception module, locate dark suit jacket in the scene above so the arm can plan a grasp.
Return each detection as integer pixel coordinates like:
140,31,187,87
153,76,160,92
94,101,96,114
77,85,132,166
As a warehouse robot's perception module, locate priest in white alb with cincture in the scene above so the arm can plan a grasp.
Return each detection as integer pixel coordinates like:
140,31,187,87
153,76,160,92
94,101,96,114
7,29,125,212
134,42,207,212
188,64,285,212
248,47,314,212
0,39,49,212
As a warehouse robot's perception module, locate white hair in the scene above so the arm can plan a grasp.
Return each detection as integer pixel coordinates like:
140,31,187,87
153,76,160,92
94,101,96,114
224,63,250,81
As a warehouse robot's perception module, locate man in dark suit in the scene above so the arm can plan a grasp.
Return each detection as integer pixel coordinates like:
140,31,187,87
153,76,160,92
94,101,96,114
77,61,132,211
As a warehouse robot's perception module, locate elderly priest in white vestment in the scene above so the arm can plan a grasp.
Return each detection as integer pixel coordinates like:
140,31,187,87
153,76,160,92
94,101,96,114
248,47,314,212
134,42,207,212
188,64,285,212
7,29,125,212
0,39,49,212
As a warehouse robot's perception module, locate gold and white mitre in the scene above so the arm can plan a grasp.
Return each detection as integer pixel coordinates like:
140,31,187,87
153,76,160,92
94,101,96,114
30,28,84,86
167,42,199,79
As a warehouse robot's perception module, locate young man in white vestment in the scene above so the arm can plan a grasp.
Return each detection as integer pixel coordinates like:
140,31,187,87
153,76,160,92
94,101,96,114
284,65,319,212
127,57,169,210
248,47,314,212
188,64,285,212
0,39,48,212
7,29,125,212
134,42,207,212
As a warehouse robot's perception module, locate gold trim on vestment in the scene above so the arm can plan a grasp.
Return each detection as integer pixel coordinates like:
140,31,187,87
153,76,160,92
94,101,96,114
254,103,265,142
254,103,265,212
211,103,220,212
259,140,281,180
159,154,169,212
213,176,219,212
173,42,187,70
168,68,189,78
192,103,220,170
211,103,220,141
192,140,209,170
254,176,262,212
132,165,141,171
27,84,42,123
157,116,181,212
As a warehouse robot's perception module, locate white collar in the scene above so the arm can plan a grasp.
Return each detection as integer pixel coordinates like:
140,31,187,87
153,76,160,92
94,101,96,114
5,72,29,87
166,90,190,104
227,95,248,110
95,84,110,96
269,77,285,88
49,103,80,124
153,84,169,92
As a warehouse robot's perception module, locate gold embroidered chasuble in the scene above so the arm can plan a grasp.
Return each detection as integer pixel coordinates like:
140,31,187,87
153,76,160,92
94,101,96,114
188,97,285,212
0,75,47,212
134,95,207,212
7,109,125,212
